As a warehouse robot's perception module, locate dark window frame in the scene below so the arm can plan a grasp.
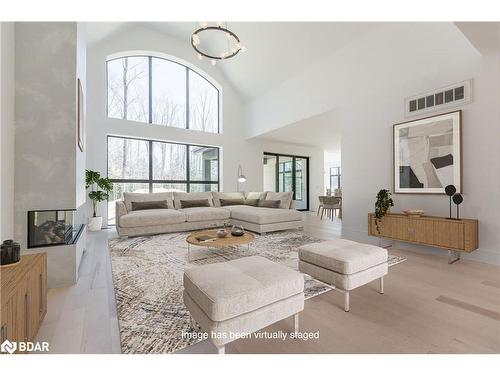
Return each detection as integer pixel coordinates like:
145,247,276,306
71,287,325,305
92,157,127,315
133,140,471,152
264,152,310,211
329,167,341,191
107,135,220,225
106,55,221,134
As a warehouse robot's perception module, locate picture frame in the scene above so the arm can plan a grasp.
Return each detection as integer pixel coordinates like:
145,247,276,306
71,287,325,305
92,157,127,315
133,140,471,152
393,110,462,194
77,78,84,152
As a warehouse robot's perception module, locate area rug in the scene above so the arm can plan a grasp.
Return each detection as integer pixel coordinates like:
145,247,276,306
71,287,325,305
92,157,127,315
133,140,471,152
108,231,406,354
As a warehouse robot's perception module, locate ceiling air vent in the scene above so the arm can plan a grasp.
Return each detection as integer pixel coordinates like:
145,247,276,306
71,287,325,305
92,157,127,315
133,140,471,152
405,79,472,117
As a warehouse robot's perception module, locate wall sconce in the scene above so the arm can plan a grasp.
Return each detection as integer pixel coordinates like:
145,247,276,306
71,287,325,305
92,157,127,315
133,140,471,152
237,165,246,191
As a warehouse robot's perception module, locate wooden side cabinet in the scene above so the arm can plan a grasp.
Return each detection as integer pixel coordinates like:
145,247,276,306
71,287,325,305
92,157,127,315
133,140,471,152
368,213,479,263
0,253,47,353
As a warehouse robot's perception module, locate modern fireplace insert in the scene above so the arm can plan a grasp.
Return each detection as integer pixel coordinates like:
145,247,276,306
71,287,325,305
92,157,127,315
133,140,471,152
27,209,84,248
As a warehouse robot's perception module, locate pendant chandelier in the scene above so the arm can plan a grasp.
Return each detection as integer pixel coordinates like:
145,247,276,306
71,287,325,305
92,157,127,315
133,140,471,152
191,22,246,66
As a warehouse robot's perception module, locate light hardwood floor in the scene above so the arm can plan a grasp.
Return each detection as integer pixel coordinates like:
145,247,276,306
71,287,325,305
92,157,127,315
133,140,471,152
35,212,500,354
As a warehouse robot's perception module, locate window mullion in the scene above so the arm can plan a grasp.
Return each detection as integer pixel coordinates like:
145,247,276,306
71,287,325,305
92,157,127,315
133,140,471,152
185,67,189,130
186,144,190,192
148,57,153,124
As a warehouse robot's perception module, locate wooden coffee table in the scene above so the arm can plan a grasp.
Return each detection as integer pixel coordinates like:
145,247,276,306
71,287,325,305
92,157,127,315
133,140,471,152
186,229,255,262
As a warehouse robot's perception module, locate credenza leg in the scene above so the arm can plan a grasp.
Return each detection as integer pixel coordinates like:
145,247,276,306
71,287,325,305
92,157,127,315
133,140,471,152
379,277,384,294
448,250,461,264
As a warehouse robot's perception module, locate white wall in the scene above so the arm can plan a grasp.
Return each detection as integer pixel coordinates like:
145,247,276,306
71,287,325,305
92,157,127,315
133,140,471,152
245,22,500,264
86,26,323,226
341,52,500,264
0,22,15,241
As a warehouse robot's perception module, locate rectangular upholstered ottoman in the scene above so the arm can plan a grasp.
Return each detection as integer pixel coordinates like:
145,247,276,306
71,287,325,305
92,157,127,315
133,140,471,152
183,255,304,354
298,238,388,312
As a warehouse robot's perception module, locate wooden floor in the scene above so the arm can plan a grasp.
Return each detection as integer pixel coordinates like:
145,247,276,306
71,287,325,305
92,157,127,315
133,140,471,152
36,212,500,354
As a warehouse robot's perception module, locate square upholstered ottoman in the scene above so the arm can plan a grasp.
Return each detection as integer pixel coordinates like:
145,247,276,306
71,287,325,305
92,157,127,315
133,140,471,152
183,255,304,354
298,238,388,312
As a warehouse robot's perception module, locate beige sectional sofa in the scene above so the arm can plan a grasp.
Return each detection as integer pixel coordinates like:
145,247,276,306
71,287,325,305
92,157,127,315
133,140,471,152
115,191,303,237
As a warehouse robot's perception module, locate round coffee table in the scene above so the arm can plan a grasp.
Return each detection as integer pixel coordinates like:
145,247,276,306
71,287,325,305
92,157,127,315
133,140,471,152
186,229,255,262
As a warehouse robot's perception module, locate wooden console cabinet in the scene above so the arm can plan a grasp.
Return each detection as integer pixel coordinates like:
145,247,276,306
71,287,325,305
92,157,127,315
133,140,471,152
0,253,47,353
368,213,478,263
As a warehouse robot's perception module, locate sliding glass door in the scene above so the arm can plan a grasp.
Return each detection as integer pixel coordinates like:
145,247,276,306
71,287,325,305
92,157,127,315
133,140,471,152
263,153,309,211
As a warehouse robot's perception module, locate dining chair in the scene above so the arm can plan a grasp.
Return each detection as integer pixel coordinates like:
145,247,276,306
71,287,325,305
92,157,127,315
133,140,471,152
320,196,342,221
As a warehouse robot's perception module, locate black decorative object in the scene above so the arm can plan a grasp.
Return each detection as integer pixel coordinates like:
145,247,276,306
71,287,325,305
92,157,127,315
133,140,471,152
452,193,463,220
0,240,21,266
445,184,457,219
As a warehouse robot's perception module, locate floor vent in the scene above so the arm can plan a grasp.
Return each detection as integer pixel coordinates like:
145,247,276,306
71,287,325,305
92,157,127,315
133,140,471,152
405,79,472,117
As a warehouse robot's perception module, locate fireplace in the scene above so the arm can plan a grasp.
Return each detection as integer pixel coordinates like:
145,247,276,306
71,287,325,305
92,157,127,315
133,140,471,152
27,210,84,248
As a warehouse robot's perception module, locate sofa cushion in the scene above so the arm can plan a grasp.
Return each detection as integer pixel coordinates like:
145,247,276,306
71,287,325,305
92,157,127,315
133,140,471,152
244,199,260,207
183,256,304,321
123,192,174,212
180,199,211,208
173,192,214,209
258,199,281,208
119,209,186,228
265,191,293,209
212,192,245,207
131,200,169,211
178,207,230,222
230,206,302,225
298,239,388,275
220,198,245,206
245,192,267,201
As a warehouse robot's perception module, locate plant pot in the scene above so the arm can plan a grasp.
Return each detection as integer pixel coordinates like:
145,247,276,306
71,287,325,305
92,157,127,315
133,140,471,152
88,216,103,231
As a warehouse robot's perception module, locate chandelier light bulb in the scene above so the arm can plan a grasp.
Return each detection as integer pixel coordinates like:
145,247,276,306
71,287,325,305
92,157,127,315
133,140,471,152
241,45,246,52
235,42,242,49
217,21,223,27
211,59,217,66
192,34,200,46
197,53,202,60
201,21,208,28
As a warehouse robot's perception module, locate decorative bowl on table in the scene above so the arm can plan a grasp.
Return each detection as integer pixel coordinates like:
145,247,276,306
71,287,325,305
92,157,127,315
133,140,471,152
230,225,245,237
216,229,229,238
403,209,425,217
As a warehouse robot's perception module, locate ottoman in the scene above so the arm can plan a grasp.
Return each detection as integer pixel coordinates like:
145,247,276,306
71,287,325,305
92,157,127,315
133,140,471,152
183,256,304,354
298,238,388,312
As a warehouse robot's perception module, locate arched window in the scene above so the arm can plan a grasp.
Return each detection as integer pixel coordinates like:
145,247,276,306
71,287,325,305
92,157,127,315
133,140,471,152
106,52,220,133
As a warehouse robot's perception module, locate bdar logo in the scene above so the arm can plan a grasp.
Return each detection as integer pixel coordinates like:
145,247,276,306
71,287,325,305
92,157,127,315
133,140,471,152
1,339,17,354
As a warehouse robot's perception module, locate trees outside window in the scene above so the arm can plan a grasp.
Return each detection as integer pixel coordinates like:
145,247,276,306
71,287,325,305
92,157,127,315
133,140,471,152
107,55,219,133
107,136,219,225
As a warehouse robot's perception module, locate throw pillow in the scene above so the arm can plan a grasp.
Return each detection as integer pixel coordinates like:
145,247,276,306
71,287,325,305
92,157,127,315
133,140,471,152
180,199,211,208
244,199,260,207
258,200,281,208
131,200,169,211
220,198,245,206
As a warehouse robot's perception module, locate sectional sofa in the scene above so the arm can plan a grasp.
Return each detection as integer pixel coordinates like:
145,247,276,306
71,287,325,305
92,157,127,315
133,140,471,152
115,191,303,237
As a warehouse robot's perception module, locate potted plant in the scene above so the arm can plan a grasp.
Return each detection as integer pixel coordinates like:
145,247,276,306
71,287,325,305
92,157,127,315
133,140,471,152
374,189,394,235
86,170,112,231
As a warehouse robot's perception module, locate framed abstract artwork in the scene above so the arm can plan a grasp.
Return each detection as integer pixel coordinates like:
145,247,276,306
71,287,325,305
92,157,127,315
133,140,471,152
393,110,462,194
77,78,84,152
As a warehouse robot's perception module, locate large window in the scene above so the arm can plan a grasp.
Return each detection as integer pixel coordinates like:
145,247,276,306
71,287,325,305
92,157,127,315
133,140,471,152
107,55,220,133
263,153,309,211
329,167,341,191
107,135,220,225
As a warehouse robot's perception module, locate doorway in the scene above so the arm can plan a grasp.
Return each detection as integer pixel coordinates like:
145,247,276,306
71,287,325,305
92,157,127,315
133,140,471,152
263,153,309,211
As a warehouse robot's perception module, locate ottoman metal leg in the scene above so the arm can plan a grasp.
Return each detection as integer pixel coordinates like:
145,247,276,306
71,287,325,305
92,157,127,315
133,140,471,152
293,313,299,334
344,291,350,312
216,345,225,354
379,277,384,294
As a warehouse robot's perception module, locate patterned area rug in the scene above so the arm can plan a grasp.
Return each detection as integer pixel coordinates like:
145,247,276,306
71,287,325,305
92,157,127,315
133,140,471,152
108,231,406,354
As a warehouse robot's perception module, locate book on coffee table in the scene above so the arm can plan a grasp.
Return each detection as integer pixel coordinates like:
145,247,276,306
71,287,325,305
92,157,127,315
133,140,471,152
195,235,217,243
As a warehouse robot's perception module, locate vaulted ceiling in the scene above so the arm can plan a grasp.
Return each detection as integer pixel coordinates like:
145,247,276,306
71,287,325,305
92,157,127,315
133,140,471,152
84,22,378,101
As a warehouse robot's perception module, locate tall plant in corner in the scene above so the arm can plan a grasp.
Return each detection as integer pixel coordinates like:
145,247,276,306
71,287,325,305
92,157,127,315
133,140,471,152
374,189,394,235
86,170,112,231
